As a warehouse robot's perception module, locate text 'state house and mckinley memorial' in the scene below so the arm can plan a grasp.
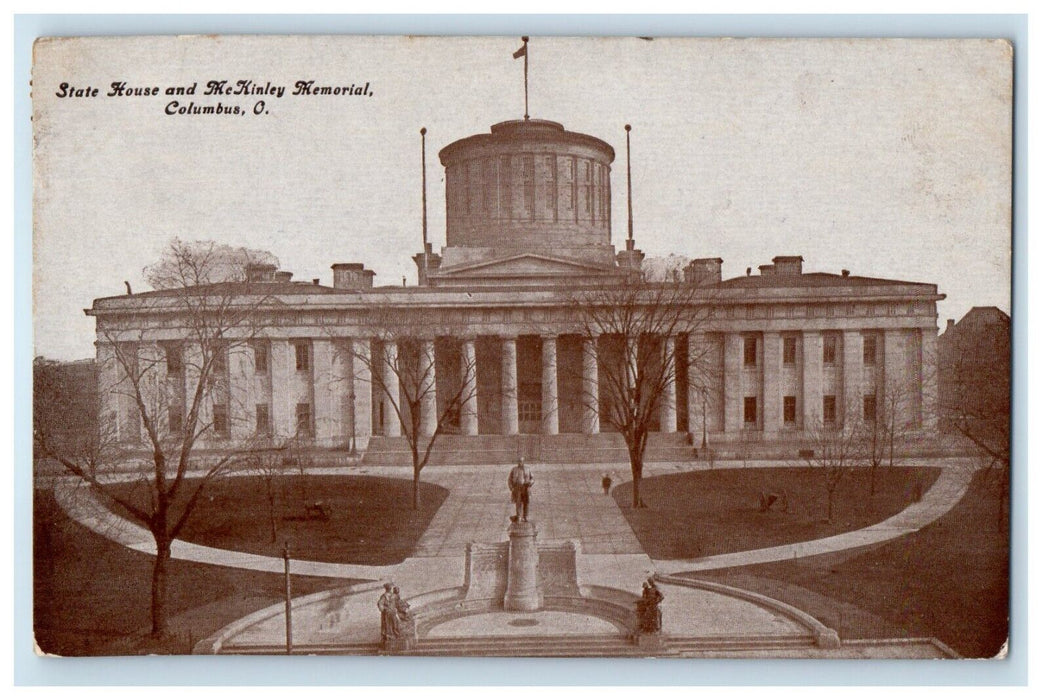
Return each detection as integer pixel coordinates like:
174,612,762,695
86,115,942,464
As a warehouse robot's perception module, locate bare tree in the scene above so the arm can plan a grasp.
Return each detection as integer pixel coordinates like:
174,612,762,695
801,406,865,523
862,378,912,496
573,274,716,508
33,238,279,639
353,305,479,510
942,326,1010,468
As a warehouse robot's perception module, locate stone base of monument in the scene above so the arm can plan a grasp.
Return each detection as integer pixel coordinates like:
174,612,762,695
504,520,543,612
634,632,665,652
383,635,415,653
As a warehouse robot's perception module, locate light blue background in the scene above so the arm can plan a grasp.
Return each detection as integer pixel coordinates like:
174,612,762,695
13,13,1028,686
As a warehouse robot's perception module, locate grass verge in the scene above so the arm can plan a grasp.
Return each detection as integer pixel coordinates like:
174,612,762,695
34,489,358,656
614,465,937,559
688,469,1009,658
106,474,448,565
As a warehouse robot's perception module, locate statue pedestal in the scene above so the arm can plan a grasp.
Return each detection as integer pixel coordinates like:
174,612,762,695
635,632,665,652
504,520,542,612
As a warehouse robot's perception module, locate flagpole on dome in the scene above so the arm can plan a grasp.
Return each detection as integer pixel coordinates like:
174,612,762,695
421,126,429,286
513,36,529,120
625,124,634,251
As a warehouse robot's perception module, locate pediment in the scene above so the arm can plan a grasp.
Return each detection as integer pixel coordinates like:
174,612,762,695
436,253,615,279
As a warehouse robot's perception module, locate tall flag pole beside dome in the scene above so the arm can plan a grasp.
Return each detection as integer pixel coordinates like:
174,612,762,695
625,124,635,251
421,127,429,285
513,37,529,120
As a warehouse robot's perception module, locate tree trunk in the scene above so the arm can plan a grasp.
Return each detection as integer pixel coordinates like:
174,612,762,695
629,447,645,509
151,536,171,638
412,469,420,510
268,491,278,544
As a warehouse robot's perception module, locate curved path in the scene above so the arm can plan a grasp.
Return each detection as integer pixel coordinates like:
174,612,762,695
52,459,973,583
652,460,974,573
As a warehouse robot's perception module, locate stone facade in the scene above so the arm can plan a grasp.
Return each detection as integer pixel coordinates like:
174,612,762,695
87,118,944,458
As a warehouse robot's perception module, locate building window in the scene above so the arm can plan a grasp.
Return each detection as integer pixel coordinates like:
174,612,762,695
294,340,310,371
484,158,496,215
863,334,877,365
522,154,535,221
519,399,541,423
256,403,271,436
254,342,269,374
823,335,837,364
783,396,796,424
213,403,230,438
499,156,512,219
164,344,182,375
582,159,593,215
743,396,758,425
168,405,182,434
544,155,556,215
864,395,878,423
743,336,758,367
783,336,797,365
212,344,227,373
296,402,313,437
823,395,837,424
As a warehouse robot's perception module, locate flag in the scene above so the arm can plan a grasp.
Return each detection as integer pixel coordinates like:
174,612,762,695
513,38,527,59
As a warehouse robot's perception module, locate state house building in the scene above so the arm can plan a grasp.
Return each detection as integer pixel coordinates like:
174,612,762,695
88,117,943,463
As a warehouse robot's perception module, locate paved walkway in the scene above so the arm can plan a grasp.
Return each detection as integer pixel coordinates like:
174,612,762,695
52,458,972,583
651,460,973,572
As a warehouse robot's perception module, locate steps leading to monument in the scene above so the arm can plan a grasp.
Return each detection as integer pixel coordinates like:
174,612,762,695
361,432,698,466
215,632,820,657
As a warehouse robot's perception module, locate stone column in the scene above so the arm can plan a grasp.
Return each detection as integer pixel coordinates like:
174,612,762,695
95,343,126,441
541,335,559,435
723,333,743,433
581,337,600,435
660,336,677,432
687,333,714,438
229,342,255,441
842,330,864,427
270,340,294,439
501,336,519,435
919,326,938,432
460,338,479,436
312,339,334,444
381,340,401,438
762,332,781,434
351,338,372,450
504,521,542,611
802,331,823,430
419,338,438,438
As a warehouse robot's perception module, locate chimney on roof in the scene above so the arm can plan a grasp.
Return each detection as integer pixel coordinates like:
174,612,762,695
413,243,442,286
772,255,803,276
746,267,752,276
246,263,278,282
684,257,722,285
841,269,850,278
331,263,375,290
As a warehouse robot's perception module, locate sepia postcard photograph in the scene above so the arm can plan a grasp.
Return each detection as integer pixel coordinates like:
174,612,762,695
29,31,1014,664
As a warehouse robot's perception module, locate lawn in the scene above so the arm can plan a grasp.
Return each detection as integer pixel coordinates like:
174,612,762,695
33,489,355,656
106,474,448,565
614,465,938,559
691,469,1009,658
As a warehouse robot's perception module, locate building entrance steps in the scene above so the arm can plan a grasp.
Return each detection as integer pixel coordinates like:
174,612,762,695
361,432,697,466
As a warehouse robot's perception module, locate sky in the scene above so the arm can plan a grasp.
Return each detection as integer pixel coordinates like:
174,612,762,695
32,35,1013,361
